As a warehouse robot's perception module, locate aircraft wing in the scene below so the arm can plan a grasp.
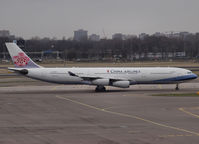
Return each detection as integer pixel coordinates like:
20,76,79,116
68,71,129,81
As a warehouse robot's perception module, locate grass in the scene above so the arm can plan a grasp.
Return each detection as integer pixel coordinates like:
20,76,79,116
194,71,199,76
0,80,36,83
152,93,199,97
0,69,9,74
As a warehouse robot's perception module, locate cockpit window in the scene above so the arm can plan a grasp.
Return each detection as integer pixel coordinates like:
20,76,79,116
187,72,192,74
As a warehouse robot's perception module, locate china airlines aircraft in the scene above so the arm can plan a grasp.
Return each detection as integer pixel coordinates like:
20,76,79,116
6,43,197,92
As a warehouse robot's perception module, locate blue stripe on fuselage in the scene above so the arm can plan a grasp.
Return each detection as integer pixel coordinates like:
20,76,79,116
154,74,198,83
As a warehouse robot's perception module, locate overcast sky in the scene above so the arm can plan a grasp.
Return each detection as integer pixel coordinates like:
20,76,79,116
0,0,199,39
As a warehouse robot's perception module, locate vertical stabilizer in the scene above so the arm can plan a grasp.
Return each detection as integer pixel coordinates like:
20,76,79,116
5,43,41,68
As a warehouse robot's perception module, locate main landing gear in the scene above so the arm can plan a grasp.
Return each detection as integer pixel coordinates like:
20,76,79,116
95,85,106,92
175,83,179,91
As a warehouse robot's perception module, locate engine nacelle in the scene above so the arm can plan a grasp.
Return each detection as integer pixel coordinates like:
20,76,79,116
92,79,109,86
112,81,130,88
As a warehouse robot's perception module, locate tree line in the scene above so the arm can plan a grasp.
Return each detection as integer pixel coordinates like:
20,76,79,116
0,33,199,61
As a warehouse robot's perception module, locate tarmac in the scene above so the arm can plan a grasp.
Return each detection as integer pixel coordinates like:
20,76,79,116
0,79,199,144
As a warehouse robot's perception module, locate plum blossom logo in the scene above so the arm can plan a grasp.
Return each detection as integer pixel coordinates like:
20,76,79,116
13,53,30,66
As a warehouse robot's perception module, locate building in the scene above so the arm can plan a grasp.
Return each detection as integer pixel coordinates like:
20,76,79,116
179,32,191,39
74,29,88,41
139,33,149,40
164,31,191,39
0,30,10,37
153,32,165,37
89,34,100,41
112,33,124,40
123,34,137,40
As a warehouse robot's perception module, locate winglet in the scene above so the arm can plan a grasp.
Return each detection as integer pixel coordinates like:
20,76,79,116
5,43,41,68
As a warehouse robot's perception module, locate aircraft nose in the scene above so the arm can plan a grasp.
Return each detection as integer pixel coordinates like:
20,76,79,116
192,73,198,79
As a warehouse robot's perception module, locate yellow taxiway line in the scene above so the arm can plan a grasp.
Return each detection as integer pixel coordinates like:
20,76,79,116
159,134,193,138
179,107,199,119
51,85,60,91
56,95,199,136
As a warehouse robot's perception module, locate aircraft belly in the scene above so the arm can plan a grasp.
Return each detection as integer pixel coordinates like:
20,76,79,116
28,71,83,84
48,74,83,83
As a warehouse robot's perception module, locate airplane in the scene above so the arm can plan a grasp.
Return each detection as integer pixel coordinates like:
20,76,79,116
5,42,198,92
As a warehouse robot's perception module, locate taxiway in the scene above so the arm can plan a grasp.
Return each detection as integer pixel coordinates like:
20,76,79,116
0,81,199,144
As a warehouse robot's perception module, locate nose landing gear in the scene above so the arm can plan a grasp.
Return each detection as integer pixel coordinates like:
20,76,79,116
95,85,106,92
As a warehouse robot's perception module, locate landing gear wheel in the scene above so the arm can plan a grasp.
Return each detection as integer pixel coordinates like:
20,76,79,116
175,83,179,91
95,86,106,92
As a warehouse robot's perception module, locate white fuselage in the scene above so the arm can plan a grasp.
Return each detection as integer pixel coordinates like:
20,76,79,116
25,67,197,86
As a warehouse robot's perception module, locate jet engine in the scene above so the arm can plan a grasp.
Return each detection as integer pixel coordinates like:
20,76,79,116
112,81,130,88
92,79,109,86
